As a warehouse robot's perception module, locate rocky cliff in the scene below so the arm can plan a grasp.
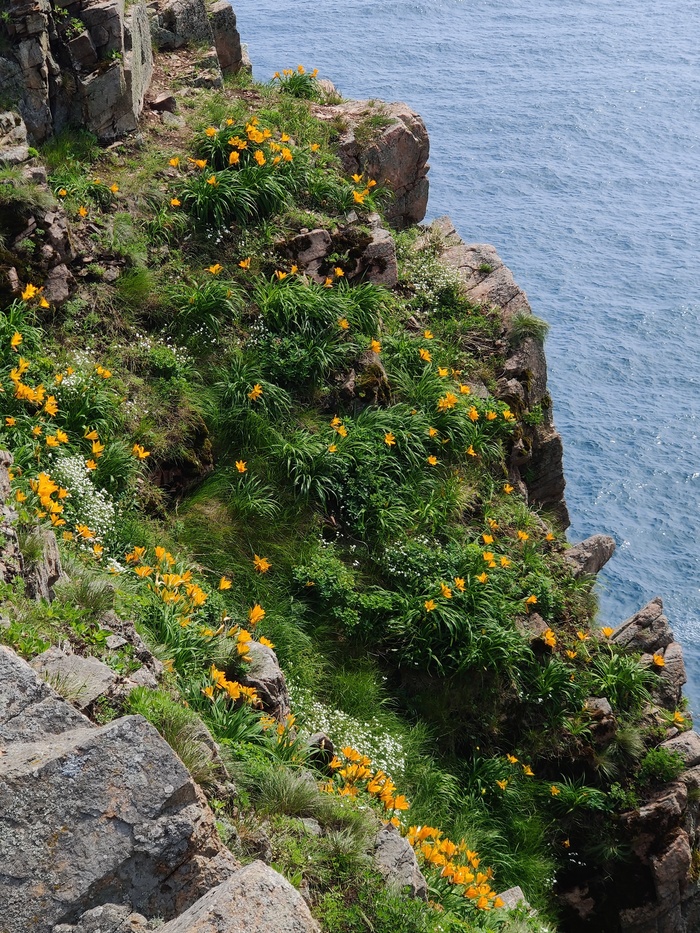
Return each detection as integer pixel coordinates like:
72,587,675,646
0,0,245,143
2,11,700,933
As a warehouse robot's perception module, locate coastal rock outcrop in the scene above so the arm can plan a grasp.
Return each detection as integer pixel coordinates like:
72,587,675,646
316,99,429,229
425,216,570,526
0,0,245,145
564,534,617,578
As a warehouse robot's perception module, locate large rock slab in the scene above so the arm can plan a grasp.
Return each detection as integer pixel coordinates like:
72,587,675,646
157,860,320,933
373,823,428,900
0,712,237,931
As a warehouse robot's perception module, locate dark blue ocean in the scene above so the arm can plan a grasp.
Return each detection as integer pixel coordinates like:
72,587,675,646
232,0,700,711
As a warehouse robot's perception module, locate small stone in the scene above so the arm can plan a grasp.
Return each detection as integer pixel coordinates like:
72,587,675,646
161,111,185,128
497,886,530,910
298,818,322,836
105,634,128,650
150,92,177,113
287,228,332,266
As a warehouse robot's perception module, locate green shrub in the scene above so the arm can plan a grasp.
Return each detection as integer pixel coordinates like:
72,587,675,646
166,276,243,341
637,747,685,786
588,652,652,712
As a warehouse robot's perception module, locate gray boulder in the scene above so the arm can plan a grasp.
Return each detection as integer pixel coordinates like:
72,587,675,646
53,904,150,933
661,731,700,769
564,534,616,578
157,861,320,933
238,641,291,722
373,823,428,900
30,646,118,710
43,262,75,304
150,0,213,50
0,713,238,930
0,645,90,745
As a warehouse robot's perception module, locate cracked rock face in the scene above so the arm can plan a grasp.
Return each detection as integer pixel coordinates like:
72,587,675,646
0,648,237,933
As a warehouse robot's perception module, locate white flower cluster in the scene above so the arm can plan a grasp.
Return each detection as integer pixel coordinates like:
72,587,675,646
399,243,462,314
52,455,117,543
245,316,272,348
382,534,437,585
289,681,407,779
134,331,192,370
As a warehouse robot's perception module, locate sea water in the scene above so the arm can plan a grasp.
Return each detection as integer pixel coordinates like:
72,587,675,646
231,0,700,711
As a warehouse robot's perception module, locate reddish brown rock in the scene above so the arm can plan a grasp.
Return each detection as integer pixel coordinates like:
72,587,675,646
316,99,429,229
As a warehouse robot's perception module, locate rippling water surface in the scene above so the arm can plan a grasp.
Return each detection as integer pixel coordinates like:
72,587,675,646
232,0,700,709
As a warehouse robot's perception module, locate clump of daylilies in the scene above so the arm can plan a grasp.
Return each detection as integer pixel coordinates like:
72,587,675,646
271,64,321,101
204,663,260,706
321,746,504,911
407,825,505,911
323,744,410,816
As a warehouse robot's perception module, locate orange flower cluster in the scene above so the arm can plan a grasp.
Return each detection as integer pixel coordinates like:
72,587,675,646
203,664,260,706
324,746,409,816
406,826,504,910
126,546,209,618
27,471,68,527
